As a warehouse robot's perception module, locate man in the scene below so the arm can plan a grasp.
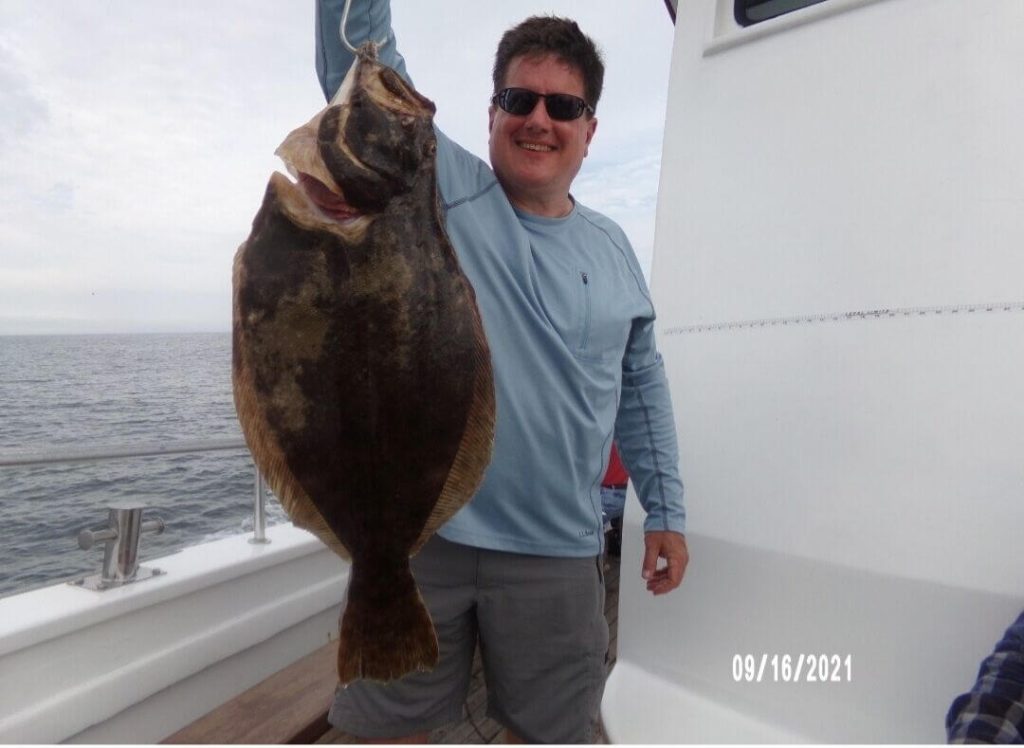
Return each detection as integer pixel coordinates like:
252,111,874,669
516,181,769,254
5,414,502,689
315,1,687,742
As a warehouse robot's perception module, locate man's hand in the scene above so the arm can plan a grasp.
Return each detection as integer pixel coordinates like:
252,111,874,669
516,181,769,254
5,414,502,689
641,531,688,595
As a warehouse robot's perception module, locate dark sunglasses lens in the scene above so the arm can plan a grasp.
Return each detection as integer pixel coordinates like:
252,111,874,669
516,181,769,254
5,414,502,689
496,88,588,120
545,94,585,121
503,88,539,115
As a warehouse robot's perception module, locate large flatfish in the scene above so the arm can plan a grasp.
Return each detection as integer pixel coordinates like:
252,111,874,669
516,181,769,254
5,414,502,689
232,44,494,685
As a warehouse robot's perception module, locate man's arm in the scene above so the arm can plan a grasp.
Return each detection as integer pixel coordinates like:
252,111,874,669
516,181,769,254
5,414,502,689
615,314,688,594
947,611,1024,743
315,0,410,102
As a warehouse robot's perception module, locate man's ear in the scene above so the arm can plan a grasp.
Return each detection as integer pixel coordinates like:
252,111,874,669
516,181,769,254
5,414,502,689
584,116,598,157
488,105,497,133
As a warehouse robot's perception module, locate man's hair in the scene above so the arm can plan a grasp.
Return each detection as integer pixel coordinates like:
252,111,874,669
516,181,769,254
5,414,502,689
492,16,605,114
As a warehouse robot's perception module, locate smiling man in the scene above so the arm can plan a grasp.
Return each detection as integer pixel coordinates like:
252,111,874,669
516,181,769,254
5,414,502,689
315,1,687,743
487,49,596,217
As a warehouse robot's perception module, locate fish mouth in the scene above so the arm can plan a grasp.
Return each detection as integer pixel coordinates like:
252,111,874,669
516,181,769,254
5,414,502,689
296,173,362,222
272,109,369,228
270,45,435,236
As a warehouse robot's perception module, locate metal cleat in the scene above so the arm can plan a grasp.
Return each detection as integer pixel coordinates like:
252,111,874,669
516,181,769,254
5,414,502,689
70,503,166,591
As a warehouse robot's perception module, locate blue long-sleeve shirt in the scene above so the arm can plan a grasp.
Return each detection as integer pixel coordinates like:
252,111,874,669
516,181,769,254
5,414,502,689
314,0,685,556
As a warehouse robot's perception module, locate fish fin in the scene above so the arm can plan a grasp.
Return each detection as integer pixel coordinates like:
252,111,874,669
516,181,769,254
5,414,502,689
411,338,495,555
242,426,351,561
336,559,438,685
267,462,352,562
235,395,351,561
232,267,352,561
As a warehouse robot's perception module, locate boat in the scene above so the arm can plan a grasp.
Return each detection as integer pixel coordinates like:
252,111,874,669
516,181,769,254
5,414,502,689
4,0,1022,744
602,0,1024,742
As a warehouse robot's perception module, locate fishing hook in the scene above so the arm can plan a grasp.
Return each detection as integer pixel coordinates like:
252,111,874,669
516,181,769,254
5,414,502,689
339,0,359,54
338,0,388,55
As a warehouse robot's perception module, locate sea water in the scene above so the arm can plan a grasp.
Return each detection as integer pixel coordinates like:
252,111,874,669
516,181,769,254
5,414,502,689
0,332,288,598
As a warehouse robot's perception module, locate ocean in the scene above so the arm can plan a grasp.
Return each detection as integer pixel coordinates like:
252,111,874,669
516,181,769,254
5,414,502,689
0,332,288,599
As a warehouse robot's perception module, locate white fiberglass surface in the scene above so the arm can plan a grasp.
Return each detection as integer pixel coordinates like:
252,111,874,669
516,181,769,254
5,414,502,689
606,0,1024,742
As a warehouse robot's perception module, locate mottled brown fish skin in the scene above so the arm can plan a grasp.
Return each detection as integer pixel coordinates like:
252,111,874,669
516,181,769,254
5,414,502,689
232,47,494,685
319,85,418,211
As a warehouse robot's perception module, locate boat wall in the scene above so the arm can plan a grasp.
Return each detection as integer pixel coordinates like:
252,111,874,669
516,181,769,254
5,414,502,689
604,0,1024,742
0,525,346,744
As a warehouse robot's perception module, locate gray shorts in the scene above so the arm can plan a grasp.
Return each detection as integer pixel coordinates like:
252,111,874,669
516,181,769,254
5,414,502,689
327,535,609,743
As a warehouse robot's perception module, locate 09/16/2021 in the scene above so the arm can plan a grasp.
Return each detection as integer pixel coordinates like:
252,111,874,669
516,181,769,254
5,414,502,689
732,653,853,683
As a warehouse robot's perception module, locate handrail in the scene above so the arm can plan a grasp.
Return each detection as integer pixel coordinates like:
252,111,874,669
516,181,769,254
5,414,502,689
0,438,248,468
0,437,272,549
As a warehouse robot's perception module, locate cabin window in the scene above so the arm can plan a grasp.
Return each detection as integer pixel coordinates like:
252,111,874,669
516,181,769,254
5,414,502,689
735,0,828,26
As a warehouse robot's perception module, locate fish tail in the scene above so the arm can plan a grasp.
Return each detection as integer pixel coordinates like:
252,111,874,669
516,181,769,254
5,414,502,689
337,558,439,685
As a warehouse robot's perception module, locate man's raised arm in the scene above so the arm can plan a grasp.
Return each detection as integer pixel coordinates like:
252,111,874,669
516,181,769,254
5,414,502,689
315,0,411,102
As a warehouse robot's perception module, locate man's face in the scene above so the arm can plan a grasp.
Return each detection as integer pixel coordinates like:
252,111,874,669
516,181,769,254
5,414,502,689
488,53,597,217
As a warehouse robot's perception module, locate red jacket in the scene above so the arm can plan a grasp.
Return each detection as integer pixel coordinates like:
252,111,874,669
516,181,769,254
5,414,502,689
602,444,629,487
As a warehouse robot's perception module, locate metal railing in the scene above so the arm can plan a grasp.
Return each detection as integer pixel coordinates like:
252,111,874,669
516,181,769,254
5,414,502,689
0,438,247,467
0,438,272,589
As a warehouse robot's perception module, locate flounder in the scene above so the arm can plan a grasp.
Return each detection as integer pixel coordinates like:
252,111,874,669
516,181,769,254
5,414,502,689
232,44,495,684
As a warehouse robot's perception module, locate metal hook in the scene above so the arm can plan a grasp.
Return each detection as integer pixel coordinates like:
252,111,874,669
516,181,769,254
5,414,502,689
339,0,358,54
338,0,387,56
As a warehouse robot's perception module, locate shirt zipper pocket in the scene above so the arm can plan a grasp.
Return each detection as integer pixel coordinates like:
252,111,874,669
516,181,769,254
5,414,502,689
578,270,592,355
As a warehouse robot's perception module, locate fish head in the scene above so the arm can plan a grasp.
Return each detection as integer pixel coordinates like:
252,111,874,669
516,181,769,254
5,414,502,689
273,44,437,239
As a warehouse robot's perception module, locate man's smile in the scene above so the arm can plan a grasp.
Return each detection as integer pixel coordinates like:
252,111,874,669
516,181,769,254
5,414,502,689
517,141,556,152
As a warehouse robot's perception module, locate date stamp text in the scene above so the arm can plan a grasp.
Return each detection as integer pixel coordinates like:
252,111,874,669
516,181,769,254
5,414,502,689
732,653,852,683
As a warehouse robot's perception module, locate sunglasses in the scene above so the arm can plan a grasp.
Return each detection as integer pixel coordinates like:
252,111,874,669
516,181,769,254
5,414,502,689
491,87,595,121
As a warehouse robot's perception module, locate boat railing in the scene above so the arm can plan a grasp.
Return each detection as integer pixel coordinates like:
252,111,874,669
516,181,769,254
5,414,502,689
0,438,271,591
0,438,248,469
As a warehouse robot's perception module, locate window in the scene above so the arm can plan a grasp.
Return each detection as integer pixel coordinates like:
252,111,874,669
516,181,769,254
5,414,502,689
735,0,829,26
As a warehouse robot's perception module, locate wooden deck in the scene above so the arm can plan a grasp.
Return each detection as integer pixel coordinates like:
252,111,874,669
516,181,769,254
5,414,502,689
316,551,622,744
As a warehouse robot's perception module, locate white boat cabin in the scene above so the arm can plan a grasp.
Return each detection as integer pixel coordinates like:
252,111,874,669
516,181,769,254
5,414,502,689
603,0,1024,742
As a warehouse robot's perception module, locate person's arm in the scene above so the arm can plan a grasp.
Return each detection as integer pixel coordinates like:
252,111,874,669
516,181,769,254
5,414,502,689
615,313,688,595
315,0,411,102
946,611,1024,743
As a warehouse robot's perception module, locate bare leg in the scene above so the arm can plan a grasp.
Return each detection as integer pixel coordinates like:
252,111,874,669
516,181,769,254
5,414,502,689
505,727,524,743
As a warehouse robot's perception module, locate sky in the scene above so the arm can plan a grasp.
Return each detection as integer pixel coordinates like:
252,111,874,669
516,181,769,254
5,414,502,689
0,1,676,335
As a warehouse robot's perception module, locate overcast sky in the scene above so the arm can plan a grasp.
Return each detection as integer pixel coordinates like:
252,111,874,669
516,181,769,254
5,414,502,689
0,1,675,335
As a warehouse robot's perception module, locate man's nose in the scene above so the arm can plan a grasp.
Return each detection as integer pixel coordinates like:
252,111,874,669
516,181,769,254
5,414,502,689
523,98,552,129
